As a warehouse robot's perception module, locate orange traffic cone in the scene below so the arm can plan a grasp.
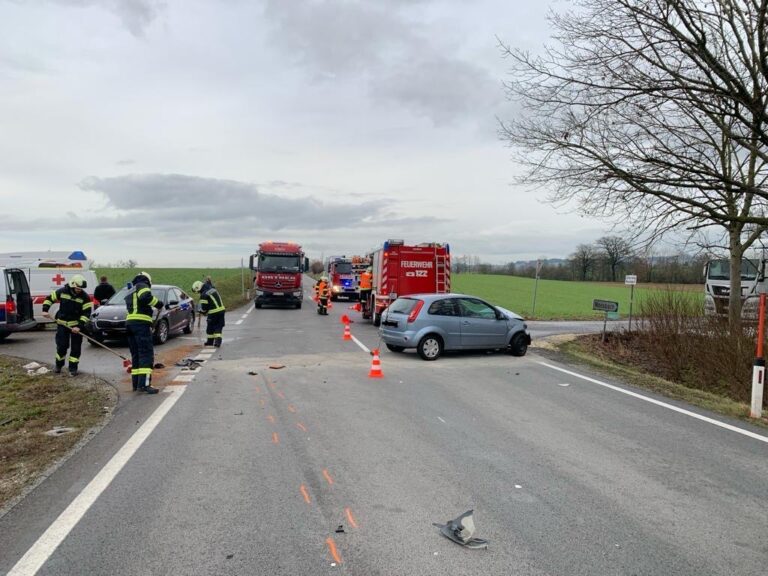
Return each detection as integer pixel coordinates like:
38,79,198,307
352,302,361,312
343,324,352,341
368,348,383,378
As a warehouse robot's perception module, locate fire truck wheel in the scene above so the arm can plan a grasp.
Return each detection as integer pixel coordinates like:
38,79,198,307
373,312,382,327
417,334,443,361
509,333,528,357
386,344,405,353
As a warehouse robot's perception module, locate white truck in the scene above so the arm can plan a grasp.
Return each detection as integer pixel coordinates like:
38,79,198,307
0,251,98,323
704,257,766,318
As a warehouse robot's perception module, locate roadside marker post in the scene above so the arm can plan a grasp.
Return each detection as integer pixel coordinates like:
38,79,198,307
625,275,637,331
750,292,766,419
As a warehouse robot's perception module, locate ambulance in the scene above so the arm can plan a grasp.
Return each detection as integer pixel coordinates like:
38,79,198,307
0,251,98,323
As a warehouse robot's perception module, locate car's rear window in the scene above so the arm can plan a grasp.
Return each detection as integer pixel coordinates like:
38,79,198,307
388,298,420,315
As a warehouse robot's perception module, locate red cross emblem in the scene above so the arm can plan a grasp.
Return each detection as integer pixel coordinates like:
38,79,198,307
52,273,67,285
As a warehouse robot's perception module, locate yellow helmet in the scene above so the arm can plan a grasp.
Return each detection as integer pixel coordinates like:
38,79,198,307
192,280,203,293
69,274,87,288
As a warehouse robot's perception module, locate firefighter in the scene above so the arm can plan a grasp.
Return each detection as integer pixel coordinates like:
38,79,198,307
192,279,226,347
41,274,92,376
359,266,373,313
314,275,331,315
126,272,164,394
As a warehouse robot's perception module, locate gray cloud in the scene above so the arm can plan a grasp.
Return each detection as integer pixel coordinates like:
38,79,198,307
49,0,163,36
263,0,501,126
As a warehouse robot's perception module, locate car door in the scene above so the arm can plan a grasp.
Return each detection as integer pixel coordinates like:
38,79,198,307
457,297,509,349
166,288,183,332
426,298,462,349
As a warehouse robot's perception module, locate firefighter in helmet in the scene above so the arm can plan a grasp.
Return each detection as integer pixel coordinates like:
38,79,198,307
314,275,331,315
192,279,226,347
42,274,92,376
126,272,164,393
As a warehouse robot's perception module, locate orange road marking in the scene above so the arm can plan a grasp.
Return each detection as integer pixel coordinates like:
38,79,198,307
325,537,343,564
296,422,307,432
272,432,279,444
322,469,334,486
345,507,359,529
276,390,285,399
267,414,276,424
287,404,296,413
300,484,311,504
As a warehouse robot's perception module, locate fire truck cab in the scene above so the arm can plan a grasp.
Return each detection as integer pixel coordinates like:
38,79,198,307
249,242,305,309
362,240,450,326
327,256,357,301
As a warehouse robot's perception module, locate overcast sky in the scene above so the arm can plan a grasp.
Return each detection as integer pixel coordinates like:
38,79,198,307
0,0,609,267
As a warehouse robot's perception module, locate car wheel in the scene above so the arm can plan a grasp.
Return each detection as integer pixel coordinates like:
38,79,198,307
183,313,194,334
417,334,443,361
386,344,405,353
373,312,381,327
154,319,169,345
509,333,528,357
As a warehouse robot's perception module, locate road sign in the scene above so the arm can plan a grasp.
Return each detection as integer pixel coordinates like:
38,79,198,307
593,299,619,313
607,311,620,320
625,274,637,285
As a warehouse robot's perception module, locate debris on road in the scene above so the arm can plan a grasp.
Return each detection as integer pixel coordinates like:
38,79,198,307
269,364,285,370
248,370,258,375
23,362,42,371
44,426,77,437
335,525,345,534
153,362,165,369
433,510,489,550
175,358,203,369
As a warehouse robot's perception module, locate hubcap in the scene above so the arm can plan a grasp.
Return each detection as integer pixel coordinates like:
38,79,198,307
423,338,439,358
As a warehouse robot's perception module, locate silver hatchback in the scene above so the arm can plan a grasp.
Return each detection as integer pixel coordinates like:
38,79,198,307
378,293,531,360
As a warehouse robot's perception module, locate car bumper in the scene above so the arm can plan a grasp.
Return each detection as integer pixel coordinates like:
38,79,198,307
379,326,419,347
255,290,303,303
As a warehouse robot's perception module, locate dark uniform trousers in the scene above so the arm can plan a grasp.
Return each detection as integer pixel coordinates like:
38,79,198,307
127,321,154,389
206,311,225,347
55,325,83,372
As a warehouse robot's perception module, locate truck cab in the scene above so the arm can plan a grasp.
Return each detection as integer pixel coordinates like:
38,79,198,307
250,242,305,309
704,257,766,318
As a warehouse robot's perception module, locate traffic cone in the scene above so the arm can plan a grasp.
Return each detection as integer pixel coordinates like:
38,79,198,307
368,348,383,378
352,302,361,312
343,323,352,341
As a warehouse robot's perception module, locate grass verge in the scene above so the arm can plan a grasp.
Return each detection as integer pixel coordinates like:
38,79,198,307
0,356,116,511
551,335,768,429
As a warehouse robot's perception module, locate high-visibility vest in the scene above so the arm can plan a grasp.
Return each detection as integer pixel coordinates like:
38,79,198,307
359,272,372,290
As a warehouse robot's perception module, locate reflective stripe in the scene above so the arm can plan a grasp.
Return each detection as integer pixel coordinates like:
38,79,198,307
79,316,90,323
60,293,72,300
208,306,225,314
69,357,79,363
211,332,222,338
131,367,153,376
126,314,153,322
56,353,65,361
82,302,93,310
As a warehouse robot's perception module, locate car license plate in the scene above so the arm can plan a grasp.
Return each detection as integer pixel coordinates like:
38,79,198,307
273,292,284,296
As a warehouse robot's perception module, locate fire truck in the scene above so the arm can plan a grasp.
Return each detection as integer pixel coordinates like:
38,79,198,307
350,255,372,298
362,240,450,325
327,256,357,301
249,242,305,309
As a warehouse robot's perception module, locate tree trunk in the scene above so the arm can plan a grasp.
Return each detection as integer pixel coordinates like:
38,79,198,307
728,233,743,332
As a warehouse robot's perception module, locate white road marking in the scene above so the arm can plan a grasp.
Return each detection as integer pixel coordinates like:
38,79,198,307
557,383,570,387
350,335,370,354
437,417,446,424
8,387,186,576
514,485,522,489
539,361,768,444
240,314,248,320
235,320,244,325
172,374,196,383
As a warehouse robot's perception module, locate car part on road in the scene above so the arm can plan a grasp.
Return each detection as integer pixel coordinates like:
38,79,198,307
433,510,488,550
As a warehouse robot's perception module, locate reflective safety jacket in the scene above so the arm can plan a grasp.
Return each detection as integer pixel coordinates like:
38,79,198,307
43,286,92,329
126,282,161,323
199,286,225,315
314,281,330,299
359,271,372,290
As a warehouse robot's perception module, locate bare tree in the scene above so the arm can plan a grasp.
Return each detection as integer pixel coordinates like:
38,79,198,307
310,260,325,275
596,236,633,281
570,243,598,281
500,0,768,327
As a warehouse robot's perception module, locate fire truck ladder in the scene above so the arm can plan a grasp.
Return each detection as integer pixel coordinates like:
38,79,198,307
435,248,448,293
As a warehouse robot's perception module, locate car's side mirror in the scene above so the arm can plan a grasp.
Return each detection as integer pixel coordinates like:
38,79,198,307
494,309,504,320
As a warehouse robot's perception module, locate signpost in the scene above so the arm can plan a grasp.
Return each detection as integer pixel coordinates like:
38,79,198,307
593,299,619,342
531,259,543,317
625,274,637,331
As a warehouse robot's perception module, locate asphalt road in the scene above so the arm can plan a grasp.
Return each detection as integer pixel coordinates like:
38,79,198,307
1,280,766,575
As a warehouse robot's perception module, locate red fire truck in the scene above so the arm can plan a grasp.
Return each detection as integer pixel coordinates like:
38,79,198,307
327,256,357,301
249,242,305,309
362,240,450,325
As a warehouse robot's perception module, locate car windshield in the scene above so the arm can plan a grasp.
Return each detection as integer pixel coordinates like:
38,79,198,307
707,259,759,281
108,286,166,305
388,298,420,315
259,254,301,272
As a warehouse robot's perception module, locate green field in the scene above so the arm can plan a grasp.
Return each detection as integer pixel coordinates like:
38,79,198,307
95,268,250,309
452,274,703,320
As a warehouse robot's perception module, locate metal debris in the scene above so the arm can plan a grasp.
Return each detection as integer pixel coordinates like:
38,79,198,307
44,426,77,437
433,510,489,549
335,525,345,534
269,364,285,370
